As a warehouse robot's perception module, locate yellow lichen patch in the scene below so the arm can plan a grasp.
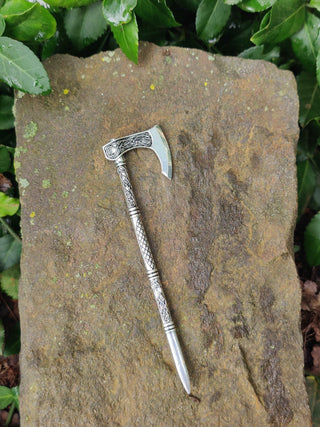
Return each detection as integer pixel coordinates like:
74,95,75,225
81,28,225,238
63,89,69,95
23,122,38,141
42,179,51,189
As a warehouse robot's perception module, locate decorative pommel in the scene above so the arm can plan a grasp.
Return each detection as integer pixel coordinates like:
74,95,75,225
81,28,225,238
103,125,172,179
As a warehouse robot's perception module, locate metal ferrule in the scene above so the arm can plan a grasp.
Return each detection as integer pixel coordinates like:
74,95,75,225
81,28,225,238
114,155,126,168
147,270,160,280
128,206,140,217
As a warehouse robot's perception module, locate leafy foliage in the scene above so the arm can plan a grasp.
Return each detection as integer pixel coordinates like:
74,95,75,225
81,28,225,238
1,0,56,42
196,0,231,42
0,96,13,129
0,192,18,217
45,0,97,7
135,0,179,28
298,159,316,221
3,321,20,356
110,13,138,63
102,0,137,25
0,385,18,410
250,0,306,46
291,12,320,73
0,385,19,425
305,212,320,266
64,2,108,49
0,37,51,94
306,376,320,424
0,263,19,299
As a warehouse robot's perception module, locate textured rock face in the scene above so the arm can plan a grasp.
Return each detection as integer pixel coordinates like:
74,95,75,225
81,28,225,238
15,43,310,425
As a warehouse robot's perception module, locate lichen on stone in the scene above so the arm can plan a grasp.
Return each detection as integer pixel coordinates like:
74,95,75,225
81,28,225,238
23,121,38,141
42,179,51,189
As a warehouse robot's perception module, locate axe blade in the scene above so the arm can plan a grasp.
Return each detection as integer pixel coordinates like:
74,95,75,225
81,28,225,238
149,125,172,179
103,125,172,179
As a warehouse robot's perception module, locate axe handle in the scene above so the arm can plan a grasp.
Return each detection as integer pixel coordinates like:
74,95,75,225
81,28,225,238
114,155,190,394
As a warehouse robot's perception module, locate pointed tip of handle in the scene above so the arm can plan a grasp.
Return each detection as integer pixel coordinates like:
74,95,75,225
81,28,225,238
183,377,191,395
165,329,191,394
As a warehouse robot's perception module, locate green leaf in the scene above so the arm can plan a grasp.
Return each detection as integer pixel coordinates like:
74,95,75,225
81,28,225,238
304,211,320,266
291,11,320,72
317,51,320,88
309,0,320,12
1,0,56,42
41,32,59,61
0,15,5,36
238,0,276,12
297,159,316,219
0,234,21,271
251,0,306,46
0,0,33,19
224,0,242,4
64,1,108,50
297,71,320,127
0,95,14,129
44,0,97,7
0,36,51,94
297,122,320,161
111,13,138,63
0,193,19,217
0,386,14,410
0,146,12,173
239,45,280,61
3,321,20,356
11,386,19,411
0,319,4,356
135,0,179,28
196,0,231,42
306,377,320,423
0,263,19,299
310,175,320,211
102,0,137,26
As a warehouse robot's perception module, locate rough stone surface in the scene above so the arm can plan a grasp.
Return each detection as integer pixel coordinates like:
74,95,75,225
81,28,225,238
15,43,310,425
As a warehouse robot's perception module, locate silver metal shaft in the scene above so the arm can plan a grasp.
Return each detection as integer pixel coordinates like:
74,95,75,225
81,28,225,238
114,155,190,394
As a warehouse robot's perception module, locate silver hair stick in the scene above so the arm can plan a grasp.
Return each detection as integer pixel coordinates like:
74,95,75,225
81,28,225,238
103,125,190,394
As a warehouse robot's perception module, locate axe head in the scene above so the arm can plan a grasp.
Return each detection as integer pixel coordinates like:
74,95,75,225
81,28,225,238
103,125,172,179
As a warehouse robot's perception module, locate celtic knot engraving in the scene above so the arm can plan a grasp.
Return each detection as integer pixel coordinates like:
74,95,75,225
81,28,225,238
150,277,172,327
117,165,136,210
104,131,152,161
133,215,156,271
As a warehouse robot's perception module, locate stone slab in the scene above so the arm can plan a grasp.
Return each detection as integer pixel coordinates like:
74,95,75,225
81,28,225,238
15,43,311,425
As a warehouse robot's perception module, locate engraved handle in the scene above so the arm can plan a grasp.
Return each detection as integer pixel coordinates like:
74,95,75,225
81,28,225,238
114,155,174,331
112,154,191,393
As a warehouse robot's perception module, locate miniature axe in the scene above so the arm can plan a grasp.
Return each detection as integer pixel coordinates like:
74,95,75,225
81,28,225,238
103,125,190,394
